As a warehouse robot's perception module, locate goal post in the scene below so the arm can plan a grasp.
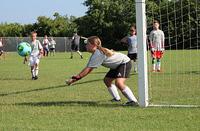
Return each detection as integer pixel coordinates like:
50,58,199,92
135,0,149,107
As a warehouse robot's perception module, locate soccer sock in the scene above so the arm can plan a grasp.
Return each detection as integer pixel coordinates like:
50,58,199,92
108,84,121,100
31,69,35,77
35,67,39,76
133,61,137,72
157,59,161,70
152,58,156,70
77,51,83,58
122,86,138,102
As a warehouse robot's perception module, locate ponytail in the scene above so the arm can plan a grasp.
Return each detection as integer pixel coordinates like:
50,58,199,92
87,36,114,57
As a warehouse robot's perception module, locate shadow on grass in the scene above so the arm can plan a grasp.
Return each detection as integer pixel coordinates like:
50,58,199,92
0,79,102,97
0,78,30,80
11,100,126,108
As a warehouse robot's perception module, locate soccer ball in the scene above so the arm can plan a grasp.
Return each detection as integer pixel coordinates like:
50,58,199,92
17,42,32,57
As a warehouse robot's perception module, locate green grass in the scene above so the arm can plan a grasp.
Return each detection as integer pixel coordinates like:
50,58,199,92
0,51,200,130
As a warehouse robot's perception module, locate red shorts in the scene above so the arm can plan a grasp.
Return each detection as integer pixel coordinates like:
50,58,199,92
151,51,163,59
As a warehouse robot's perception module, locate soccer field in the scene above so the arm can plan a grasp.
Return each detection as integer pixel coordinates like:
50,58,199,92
0,52,200,130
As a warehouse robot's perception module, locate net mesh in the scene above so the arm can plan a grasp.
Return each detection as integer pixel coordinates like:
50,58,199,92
146,0,200,105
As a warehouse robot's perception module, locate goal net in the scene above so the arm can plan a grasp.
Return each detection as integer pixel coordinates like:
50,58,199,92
144,0,200,107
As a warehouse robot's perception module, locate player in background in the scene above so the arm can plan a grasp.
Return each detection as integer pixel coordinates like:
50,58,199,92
66,36,138,106
24,32,43,80
0,37,5,60
149,20,165,72
70,32,87,59
42,35,50,57
121,25,138,72
49,37,56,56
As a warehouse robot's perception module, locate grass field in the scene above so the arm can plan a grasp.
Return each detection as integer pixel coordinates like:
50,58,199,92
0,51,200,130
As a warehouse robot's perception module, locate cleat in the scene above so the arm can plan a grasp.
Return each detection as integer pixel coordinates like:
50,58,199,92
110,98,121,102
157,69,162,72
32,77,35,80
123,101,139,106
34,76,38,80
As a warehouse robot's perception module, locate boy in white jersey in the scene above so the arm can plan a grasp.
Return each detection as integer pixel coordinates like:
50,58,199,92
49,37,56,56
121,25,138,72
42,35,50,57
25,32,43,80
149,20,165,72
66,36,138,106
0,38,5,60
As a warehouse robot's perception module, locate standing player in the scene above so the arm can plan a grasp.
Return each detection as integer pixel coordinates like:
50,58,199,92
49,37,56,56
66,36,138,106
0,38,5,60
70,32,87,59
24,32,43,80
42,35,50,57
121,25,138,72
149,20,165,72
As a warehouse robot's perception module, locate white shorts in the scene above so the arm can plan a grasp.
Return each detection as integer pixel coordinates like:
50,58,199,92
29,56,40,66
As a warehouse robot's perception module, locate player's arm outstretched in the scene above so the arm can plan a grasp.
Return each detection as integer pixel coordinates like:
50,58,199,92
80,36,88,40
66,67,94,85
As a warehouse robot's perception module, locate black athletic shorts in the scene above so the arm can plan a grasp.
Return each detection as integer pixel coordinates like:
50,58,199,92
50,48,55,51
71,44,79,51
105,61,132,78
128,53,137,61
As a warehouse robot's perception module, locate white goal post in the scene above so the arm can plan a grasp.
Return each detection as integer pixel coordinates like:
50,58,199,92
135,0,149,107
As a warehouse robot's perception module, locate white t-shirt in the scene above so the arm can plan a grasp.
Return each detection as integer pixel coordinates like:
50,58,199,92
149,29,165,51
87,49,130,69
30,40,42,57
43,38,49,48
50,40,56,48
128,35,137,54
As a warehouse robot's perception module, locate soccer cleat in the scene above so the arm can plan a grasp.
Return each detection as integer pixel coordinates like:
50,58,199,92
123,101,139,106
81,56,83,59
70,56,73,59
151,70,156,72
32,77,35,80
110,98,121,102
157,69,162,72
34,76,38,80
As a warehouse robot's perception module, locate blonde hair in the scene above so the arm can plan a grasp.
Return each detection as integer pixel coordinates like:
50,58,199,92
87,36,114,57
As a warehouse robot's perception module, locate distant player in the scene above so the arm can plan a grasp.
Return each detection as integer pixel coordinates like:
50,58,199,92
0,38,5,60
66,36,138,106
149,20,165,72
70,32,87,59
121,25,138,72
42,35,50,57
49,37,56,56
24,32,43,80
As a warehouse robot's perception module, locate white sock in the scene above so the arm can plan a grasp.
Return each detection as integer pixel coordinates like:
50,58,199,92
77,51,82,56
31,69,35,77
122,86,138,102
156,62,161,70
35,67,39,76
133,62,137,72
108,84,121,100
153,64,156,71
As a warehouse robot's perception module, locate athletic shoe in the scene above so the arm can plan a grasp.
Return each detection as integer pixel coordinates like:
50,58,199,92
70,56,73,59
110,98,121,102
34,76,38,80
32,77,35,80
157,69,162,72
123,101,139,106
81,56,83,59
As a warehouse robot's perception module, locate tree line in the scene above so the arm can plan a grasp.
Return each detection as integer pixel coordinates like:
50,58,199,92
0,0,199,50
